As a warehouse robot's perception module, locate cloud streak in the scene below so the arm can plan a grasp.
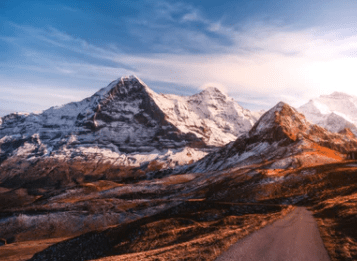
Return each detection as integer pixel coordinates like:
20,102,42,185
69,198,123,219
3,0,357,115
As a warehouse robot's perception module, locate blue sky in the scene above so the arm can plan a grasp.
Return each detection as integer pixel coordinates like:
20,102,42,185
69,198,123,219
2,0,357,116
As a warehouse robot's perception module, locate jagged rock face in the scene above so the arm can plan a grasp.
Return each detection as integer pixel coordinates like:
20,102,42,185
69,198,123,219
338,128,356,138
249,102,310,143
185,102,357,172
248,102,357,152
75,76,204,153
152,87,259,146
0,76,258,168
298,92,357,135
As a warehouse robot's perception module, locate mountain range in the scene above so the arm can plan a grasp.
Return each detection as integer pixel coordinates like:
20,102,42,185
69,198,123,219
3,76,357,260
298,92,357,135
0,76,261,169
2,76,357,174
185,101,357,173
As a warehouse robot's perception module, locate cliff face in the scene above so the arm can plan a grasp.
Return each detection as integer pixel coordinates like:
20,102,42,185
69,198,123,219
186,102,357,172
299,92,357,135
0,76,258,168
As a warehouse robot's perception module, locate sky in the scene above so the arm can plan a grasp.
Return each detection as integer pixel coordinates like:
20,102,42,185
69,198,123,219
2,0,357,116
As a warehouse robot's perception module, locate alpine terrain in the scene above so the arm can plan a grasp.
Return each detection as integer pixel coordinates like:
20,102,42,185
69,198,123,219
299,92,357,135
2,83,357,261
0,75,259,169
185,101,357,172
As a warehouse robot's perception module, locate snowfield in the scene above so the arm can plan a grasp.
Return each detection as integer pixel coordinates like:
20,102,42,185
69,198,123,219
299,92,357,135
0,76,261,168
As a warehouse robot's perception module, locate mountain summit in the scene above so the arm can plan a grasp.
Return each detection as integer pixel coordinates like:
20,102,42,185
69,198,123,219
0,76,259,168
187,102,357,172
249,102,309,141
299,92,357,135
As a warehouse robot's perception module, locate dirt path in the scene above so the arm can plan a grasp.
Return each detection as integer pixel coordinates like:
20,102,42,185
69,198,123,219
215,207,330,261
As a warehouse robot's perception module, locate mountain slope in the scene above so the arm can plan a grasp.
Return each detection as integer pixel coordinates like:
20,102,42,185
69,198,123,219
152,86,259,146
298,92,357,135
0,76,258,168
186,102,357,172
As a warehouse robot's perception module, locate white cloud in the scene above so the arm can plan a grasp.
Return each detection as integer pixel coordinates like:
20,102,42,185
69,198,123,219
199,82,228,94
5,3,357,113
181,11,200,22
118,25,357,108
1,82,94,106
10,24,120,61
0,83,93,116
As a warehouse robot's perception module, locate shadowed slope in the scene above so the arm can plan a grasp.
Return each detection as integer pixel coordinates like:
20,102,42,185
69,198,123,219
28,201,291,261
0,76,259,169
186,102,357,172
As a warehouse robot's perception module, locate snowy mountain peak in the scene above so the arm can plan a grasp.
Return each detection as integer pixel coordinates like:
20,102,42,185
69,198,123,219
192,87,229,104
0,76,260,168
187,101,357,173
199,86,226,96
268,101,288,113
299,91,357,135
325,91,353,99
250,102,309,139
95,75,152,99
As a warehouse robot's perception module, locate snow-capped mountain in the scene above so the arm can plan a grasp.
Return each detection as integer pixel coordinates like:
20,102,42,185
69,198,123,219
0,76,259,168
151,86,260,146
298,92,357,135
186,102,357,172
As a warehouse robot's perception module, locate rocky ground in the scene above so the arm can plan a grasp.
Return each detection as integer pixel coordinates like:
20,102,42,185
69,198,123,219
2,99,357,260
1,158,357,260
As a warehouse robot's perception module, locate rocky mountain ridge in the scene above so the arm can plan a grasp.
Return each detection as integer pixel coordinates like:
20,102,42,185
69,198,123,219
298,92,357,135
185,102,357,172
0,76,259,168
3,85,357,261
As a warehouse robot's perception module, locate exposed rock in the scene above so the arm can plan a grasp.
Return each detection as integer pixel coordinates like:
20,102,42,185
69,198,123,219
0,76,259,169
185,102,357,172
299,92,357,135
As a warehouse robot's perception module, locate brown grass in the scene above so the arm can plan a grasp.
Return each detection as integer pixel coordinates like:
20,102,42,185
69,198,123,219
0,237,69,261
313,193,357,261
28,202,294,261
3,156,357,261
95,206,295,261
161,174,196,185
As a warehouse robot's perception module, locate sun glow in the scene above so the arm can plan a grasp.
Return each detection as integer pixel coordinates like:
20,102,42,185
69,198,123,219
304,58,357,96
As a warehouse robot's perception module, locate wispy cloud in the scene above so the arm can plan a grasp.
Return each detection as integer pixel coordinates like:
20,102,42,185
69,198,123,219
123,0,233,54
10,24,121,60
0,81,94,116
3,0,357,116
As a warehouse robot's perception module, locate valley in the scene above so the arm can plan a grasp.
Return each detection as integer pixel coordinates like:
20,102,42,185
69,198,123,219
1,77,357,260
